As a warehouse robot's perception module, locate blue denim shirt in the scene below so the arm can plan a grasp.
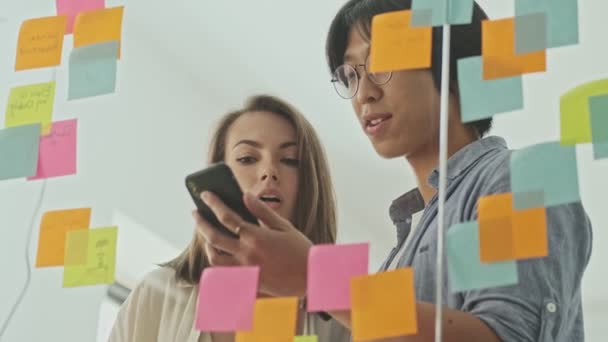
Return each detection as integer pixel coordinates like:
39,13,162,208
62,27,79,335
381,136,593,341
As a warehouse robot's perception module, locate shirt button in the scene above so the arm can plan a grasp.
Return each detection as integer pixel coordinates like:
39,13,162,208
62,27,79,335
546,303,557,313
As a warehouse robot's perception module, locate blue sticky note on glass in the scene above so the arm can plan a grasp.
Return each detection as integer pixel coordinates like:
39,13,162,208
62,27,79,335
589,94,608,160
411,0,474,27
458,56,524,123
515,13,547,54
511,142,580,209
447,221,518,293
0,124,41,180
515,0,578,49
68,41,118,100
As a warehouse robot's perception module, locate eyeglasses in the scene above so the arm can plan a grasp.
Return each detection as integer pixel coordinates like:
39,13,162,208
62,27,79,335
330,55,393,99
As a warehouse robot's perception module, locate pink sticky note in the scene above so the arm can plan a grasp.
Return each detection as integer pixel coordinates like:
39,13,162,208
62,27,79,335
28,119,77,180
196,266,260,332
56,0,105,34
307,243,369,312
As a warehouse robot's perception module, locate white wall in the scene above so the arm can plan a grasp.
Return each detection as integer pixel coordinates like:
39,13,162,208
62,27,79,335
1,0,607,341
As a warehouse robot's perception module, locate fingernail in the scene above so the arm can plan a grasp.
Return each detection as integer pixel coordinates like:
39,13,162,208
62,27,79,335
201,191,210,202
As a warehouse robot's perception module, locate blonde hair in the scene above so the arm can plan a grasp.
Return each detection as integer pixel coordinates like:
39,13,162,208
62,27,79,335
164,95,337,284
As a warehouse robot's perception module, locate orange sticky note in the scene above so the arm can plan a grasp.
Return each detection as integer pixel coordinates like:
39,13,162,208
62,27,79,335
35,208,91,267
351,268,417,341
235,297,298,342
482,18,546,80
15,15,67,71
73,6,124,58
370,10,432,73
478,193,548,262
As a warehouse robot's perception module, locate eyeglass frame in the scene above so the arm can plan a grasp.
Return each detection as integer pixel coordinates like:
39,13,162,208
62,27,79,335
330,55,393,99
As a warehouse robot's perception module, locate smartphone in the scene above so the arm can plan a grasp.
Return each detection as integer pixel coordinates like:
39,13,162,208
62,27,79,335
185,162,258,238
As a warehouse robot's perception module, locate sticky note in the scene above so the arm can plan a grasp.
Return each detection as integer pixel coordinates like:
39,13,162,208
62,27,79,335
73,6,124,57
560,79,608,145
56,0,105,34
515,13,547,54
478,193,548,262
36,208,91,267
235,297,298,342
68,41,118,100
196,266,260,332
369,10,432,73
589,95,608,160
294,336,317,342
15,15,67,71
511,141,580,209
28,119,77,180
0,124,41,180
63,226,118,287
5,82,56,135
515,0,579,49
307,243,369,312
447,221,518,293
482,17,546,80
350,268,417,341
411,0,474,27
458,56,524,123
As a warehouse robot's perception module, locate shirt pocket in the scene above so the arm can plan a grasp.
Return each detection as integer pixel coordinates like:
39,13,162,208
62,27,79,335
538,297,560,342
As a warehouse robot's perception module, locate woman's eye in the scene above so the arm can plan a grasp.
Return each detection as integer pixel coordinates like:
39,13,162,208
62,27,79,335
236,156,257,164
282,158,300,167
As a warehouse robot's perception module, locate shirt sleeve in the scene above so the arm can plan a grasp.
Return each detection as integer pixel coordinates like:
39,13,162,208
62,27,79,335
461,200,592,342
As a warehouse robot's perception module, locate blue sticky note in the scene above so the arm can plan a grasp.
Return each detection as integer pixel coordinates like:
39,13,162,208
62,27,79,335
589,94,608,160
411,0,474,27
511,142,580,209
515,0,579,48
0,124,41,180
68,41,118,100
457,56,524,123
447,221,518,293
515,13,547,54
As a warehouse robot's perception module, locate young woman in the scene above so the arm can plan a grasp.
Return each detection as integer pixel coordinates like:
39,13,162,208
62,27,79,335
109,95,350,342
198,1,592,341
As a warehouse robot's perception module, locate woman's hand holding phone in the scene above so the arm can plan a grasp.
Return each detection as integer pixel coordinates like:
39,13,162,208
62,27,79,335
194,191,312,298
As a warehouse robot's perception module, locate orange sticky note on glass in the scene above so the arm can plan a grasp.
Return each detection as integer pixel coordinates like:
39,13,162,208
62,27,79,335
482,18,546,80
478,193,548,263
350,268,417,341
73,6,124,58
235,297,298,342
35,208,91,267
15,15,67,71
369,10,432,73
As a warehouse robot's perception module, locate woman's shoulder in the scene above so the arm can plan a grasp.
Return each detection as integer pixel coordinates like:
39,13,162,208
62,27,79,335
133,266,193,301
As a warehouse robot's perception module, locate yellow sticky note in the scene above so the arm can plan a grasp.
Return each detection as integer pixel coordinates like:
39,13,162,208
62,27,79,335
478,193,548,262
35,208,91,267
15,15,67,71
370,10,432,73
63,226,118,288
294,336,317,342
5,82,56,135
560,79,608,145
482,18,546,80
351,268,417,341
73,6,124,58
235,297,298,342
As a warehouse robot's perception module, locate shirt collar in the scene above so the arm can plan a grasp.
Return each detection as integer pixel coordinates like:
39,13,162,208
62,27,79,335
427,136,507,189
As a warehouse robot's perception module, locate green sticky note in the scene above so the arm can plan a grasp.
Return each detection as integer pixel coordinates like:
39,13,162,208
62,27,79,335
0,124,41,180
5,82,55,135
63,226,118,288
411,0,474,27
515,13,547,54
515,0,579,48
511,142,580,209
589,94,608,160
68,41,118,100
458,56,523,123
560,79,608,145
447,221,518,293
294,336,318,342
